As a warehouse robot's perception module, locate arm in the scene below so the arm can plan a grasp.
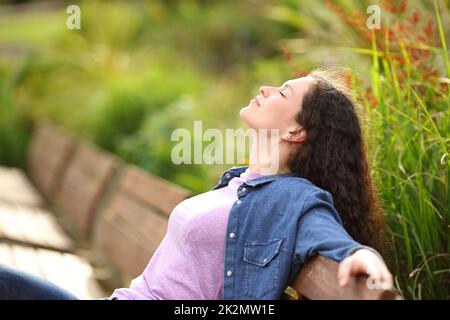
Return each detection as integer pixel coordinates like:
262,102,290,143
294,189,393,289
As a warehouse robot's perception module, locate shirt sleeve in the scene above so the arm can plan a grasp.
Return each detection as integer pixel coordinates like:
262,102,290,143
294,188,383,265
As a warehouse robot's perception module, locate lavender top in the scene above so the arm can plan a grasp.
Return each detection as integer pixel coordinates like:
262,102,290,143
110,168,262,299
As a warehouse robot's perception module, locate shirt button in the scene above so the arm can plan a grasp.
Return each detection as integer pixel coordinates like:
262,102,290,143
236,200,241,205
229,232,235,239
226,270,233,277
241,187,246,192
225,173,231,179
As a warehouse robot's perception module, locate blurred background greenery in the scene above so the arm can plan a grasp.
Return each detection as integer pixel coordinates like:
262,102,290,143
0,0,448,299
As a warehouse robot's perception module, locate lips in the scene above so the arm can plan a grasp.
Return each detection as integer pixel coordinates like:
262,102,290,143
254,97,261,107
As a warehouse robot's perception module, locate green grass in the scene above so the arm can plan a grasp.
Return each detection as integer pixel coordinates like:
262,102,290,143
358,2,450,299
271,0,450,299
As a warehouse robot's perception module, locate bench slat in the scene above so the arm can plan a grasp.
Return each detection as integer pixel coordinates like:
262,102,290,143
35,247,105,299
108,192,168,247
10,244,44,278
0,242,14,265
98,212,152,282
0,201,74,252
284,255,400,300
0,167,44,206
27,121,76,197
31,207,75,251
0,202,27,242
121,165,190,216
55,143,121,241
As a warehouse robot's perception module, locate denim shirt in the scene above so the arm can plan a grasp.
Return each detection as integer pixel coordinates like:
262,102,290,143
211,166,379,300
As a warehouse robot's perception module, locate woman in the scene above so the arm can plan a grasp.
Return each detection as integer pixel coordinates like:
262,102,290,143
0,69,393,300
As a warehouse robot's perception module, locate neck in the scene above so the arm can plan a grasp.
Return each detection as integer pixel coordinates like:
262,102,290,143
247,129,292,175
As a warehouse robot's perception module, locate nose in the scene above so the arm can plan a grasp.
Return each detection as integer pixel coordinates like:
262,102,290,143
259,86,270,97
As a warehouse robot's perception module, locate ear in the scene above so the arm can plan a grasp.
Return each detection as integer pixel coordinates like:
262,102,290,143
283,128,307,143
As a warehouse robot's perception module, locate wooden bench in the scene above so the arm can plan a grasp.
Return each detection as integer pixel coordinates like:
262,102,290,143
54,142,122,244
89,163,398,300
0,121,123,253
282,256,400,300
0,121,106,298
0,201,74,253
0,120,399,300
0,121,122,298
0,167,44,207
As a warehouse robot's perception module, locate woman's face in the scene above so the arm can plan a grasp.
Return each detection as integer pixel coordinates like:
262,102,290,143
240,76,315,137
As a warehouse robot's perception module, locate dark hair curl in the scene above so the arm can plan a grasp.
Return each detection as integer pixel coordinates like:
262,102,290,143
287,69,383,250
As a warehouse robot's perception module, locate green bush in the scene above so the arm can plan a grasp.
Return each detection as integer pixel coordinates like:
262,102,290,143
0,64,32,167
116,95,209,194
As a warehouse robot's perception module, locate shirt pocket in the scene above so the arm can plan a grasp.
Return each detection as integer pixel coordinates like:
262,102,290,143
243,238,284,298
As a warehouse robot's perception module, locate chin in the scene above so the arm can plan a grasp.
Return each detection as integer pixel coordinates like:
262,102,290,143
239,106,252,126
239,105,247,118
240,103,263,130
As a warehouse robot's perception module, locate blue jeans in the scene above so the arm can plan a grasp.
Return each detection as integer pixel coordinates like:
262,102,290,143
0,264,79,300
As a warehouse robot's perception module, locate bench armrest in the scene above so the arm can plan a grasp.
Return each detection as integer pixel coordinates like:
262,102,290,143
283,256,401,300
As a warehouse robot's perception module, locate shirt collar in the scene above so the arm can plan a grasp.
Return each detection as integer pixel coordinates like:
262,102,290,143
219,166,301,187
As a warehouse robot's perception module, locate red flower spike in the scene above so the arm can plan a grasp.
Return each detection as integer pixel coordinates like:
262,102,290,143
423,20,434,37
408,10,420,24
280,47,292,61
382,0,407,13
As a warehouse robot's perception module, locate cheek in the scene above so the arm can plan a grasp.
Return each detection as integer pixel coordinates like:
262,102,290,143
266,103,298,129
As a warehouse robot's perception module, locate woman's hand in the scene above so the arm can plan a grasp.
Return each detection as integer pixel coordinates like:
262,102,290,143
337,248,393,290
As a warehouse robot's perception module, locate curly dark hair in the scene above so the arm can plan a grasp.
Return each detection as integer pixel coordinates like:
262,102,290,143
287,69,384,250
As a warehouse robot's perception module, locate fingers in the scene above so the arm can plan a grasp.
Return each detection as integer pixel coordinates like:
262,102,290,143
374,259,394,289
338,257,367,287
337,258,351,287
338,252,394,290
367,254,393,289
365,260,383,289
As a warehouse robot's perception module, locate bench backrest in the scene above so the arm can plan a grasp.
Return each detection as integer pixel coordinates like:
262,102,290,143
282,255,400,300
26,121,76,198
54,142,122,242
95,165,191,285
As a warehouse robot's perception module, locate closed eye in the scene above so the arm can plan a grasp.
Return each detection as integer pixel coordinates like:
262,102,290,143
279,84,289,98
